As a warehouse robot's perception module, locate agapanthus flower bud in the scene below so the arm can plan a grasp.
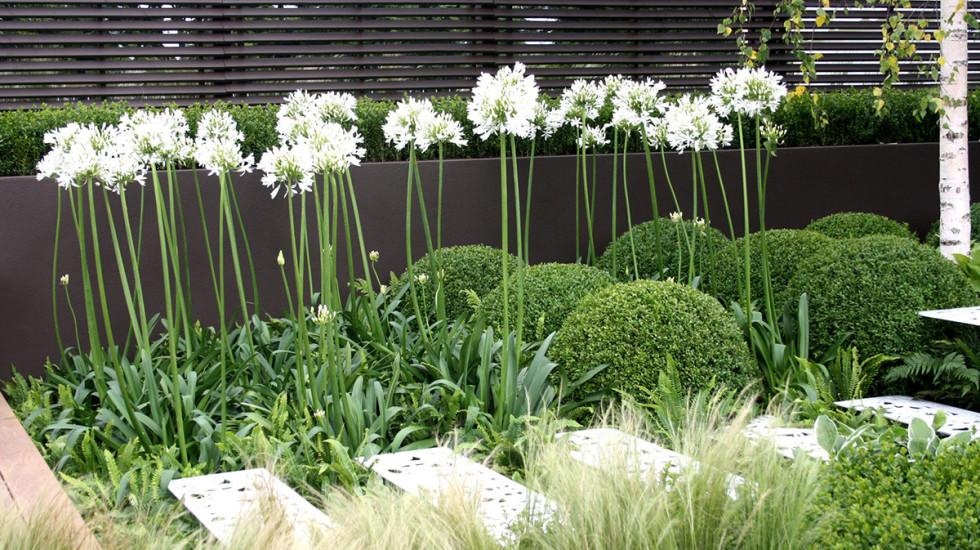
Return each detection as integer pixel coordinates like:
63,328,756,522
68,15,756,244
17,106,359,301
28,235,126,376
277,250,286,266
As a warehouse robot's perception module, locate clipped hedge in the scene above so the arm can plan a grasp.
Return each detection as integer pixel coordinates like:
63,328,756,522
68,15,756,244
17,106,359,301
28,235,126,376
397,245,522,320
806,212,916,241
926,202,980,247
480,262,615,341
707,229,833,309
784,235,976,358
816,442,980,549
596,217,728,283
551,280,755,399
5,87,980,176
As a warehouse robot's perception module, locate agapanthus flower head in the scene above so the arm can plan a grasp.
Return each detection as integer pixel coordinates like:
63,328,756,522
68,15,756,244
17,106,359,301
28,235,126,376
310,304,338,325
193,110,254,176
318,92,358,124
709,67,787,118
382,97,436,150
257,143,314,198
669,211,683,222
664,95,733,153
301,120,365,174
37,123,111,188
466,62,539,140
643,117,670,149
612,78,667,130
600,74,627,104
532,100,562,139
577,124,609,150
101,125,147,192
557,79,603,126
118,109,193,166
277,90,324,143
415,110,467,151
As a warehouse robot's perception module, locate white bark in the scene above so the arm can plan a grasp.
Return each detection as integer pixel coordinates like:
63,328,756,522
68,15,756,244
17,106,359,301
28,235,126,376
939,0,971,258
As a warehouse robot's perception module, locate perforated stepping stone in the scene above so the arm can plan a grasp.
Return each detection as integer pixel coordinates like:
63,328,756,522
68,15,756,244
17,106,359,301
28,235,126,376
169,468,333,545
918,306,980,327
744,416,828,461
558,428,744,498
361,446,556,543
836,395,980,437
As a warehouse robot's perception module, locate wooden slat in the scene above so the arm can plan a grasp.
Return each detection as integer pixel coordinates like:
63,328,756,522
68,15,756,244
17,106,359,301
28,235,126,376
0,0,973,109
0,394,99,548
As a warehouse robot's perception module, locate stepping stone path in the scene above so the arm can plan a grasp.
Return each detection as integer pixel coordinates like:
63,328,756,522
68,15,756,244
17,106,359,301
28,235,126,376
558,428,744,498
361,446,556,544
918,306,980,327
743,416,828,461
169,468,333,545
836,395,980,437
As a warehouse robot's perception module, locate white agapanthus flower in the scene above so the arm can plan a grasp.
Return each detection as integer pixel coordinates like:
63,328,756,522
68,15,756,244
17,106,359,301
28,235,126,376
532,100,561,139
101,125,147,192
466,62,539,140
600,74,627,104
664,95,733,153
382,97,436,151
415,110,467,151
557,79,603,126
577,125,609,149
277,90,324,143
643,117,669,149
36,123,110,188
709,67,787,118
611,78,667,130
118,109,193,166
193,110,254,176
310,304,338,325
257,143,314,198
318,92,357,125
302,121,365,174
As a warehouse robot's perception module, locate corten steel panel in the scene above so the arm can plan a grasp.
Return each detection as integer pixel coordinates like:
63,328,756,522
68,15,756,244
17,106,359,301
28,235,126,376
0,143,977,379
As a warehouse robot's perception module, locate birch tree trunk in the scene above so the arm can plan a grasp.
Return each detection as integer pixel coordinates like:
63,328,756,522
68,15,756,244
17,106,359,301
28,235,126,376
938,0,971,258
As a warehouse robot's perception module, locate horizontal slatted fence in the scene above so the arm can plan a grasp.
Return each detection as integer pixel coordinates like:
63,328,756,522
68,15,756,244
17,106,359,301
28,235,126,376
0,0,975,108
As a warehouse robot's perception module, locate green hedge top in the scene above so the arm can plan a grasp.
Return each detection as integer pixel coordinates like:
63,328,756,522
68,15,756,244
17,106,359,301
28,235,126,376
4,87,980,177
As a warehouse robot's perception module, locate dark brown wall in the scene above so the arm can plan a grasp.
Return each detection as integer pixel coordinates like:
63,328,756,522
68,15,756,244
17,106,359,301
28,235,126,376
1,142,976,378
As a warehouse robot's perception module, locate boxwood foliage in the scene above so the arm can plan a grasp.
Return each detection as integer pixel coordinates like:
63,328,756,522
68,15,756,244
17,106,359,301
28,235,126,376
479,262,615,341
784,235,976,359
816,442,980,549
396,245,522,320
551,280,755,400
707,229,833,309
805,212,917,241
596,217,728,284
7,87,980,176
926,202,980,247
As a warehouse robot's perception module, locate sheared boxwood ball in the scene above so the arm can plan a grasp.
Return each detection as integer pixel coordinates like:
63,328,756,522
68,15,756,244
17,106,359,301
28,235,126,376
551,280,755,400
785,235,977,359
480,262,615,341
707,229,833,310
806,211,916,241
597,217,728,282
397,245,522,320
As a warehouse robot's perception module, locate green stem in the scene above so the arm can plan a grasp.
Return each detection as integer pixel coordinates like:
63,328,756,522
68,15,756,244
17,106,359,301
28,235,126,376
523,139,536,263
622,136,640,280
640,127,664,277
737,114,752,314
51,187,65,355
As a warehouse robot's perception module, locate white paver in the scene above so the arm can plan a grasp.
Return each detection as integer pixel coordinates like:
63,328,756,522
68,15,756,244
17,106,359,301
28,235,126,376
836,395,980,437
918,306,980,326
558,428,744,498
744,416,829,461
361,446,556,543
168,468,333,545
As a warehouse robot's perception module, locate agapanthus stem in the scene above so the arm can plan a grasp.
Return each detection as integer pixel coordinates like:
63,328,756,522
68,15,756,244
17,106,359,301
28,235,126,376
621,137,640,280
755,118,777,329
737,114,752,315
640,126,664,277
150,165,189,464
404,146,429,341
611,128,620,276
523,139,536,263
51,187,65,355
67,186,107,400
497,132,511,429
287,191,310,411
227,182,260,313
